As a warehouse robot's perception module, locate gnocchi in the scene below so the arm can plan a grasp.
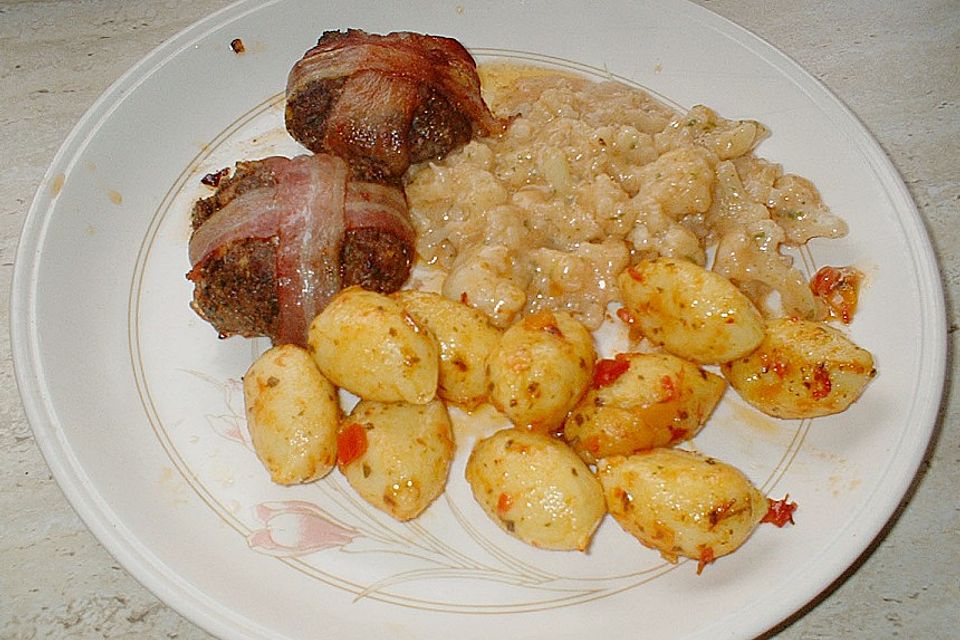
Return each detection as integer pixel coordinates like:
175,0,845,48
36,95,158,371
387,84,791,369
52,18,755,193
393,290,502,408
243,344,340,485
618,257,765,364
598,449,768,569
307,286,439,404
487,310,596,432
564,353,726,463
337,399,455,521
721,317,876,419
466,428,605,551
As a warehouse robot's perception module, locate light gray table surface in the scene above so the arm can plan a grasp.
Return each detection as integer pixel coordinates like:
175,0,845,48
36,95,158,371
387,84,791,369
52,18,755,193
1,1,957,638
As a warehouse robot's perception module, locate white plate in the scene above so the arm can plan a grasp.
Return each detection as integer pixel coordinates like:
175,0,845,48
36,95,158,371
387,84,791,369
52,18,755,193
11,1,946,639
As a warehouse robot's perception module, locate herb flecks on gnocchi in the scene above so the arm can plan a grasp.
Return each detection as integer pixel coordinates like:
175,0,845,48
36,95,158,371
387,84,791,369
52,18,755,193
598,449,768,572
618,257,765,364
243,344,340,485
466,428,605,551
338,399,455,521
307,286,439,404
564,352,726,463
721,317,876,419
393,289,502,408
487,310,596,432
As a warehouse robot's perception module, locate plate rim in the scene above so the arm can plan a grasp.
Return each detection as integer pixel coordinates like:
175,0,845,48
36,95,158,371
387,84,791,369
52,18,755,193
10,0,948,638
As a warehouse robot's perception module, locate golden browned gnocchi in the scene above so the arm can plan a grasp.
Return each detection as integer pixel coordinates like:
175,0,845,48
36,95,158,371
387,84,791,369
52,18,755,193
564,353,726,463
243,344,340,485
487,310,595,432
465,428,605,551
618,257,765,364
721,316,876,419
337,399,455,521
598,449,768,571
392,290,502,408
307,286,439,404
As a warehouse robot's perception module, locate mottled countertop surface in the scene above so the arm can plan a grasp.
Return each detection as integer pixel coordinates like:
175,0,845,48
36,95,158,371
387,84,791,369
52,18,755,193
1,1,957,638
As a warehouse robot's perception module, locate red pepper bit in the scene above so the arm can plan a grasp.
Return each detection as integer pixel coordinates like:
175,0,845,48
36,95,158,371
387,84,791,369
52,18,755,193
696,546,716,575
810,265,842,293
668,426,689,443
543,324,563,337
592,356,631,388
810,265,862,324
626,266,645,283
810,364,832,399
760,352,789,378
496,492,512,515
583,435,601,455
660,375,677,402
337,423,368,467
772,358,788,379
761,495,798,527
616,307,644,342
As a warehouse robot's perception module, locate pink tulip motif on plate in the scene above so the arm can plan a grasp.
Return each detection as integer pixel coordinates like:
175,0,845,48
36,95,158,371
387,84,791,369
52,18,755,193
247,500,360,557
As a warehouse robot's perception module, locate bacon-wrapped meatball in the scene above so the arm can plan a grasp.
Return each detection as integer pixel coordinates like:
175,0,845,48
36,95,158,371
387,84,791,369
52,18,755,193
285,29,509,182
187,154,414,346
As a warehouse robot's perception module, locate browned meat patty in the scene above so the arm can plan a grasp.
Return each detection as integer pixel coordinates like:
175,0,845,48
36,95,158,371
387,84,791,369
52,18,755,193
187,156,413,343
285,29,508,182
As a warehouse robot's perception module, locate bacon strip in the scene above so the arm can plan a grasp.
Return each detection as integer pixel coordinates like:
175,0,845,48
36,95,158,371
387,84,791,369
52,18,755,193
188,154,352,347
288,38,425,86
322,70,421,179
273,154,348,346
405,32,507,137
343,181,415,244
188,156,297,265
187,189,279,266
